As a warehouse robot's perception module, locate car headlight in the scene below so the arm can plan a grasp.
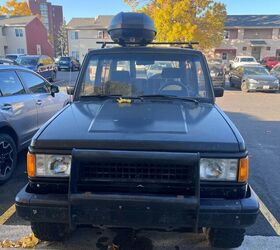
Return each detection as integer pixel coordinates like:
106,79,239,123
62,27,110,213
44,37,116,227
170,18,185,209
273,79,279,84
200,158,239,181
248,78,258,84
27,153,72,177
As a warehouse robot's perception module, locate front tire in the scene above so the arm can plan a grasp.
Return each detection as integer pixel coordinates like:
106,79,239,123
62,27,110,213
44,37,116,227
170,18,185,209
204,228,245,248
0,133,17,184
229,77,234,88
31,222,70,241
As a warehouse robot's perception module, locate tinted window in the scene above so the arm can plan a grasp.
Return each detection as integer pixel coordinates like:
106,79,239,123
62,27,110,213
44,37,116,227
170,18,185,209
240,57,256,62
244,67,269,75
17,57,38,66
0,71,25,96
18,71,49,94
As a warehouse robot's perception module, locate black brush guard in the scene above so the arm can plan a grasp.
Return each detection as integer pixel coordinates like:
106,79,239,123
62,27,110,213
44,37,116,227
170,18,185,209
68,149,200,231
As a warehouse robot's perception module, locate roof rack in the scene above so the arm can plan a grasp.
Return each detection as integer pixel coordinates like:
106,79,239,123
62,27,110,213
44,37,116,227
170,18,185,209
96,41,199,49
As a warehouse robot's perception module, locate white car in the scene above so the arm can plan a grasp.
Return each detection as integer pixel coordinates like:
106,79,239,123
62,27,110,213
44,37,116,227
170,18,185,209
229,56,259,70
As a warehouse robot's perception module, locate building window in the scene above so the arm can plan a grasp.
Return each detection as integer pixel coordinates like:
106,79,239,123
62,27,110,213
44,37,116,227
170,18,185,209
222,52,227,60
267,46,271,51
244,29,273,39
40,3,49,31
243,47,247,51
17,48,25,54
71,31,79,40
223,30,229,39
15,29,23,37
72,51,80,60
97,30,104,39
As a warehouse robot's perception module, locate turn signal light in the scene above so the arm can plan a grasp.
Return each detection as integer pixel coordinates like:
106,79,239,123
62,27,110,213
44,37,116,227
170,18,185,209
27,152,36,177
238,157,249,182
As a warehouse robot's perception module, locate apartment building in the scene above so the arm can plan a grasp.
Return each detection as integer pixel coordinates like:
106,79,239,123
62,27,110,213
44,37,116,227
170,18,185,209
215,15,280,63
67,15,113,62
0,16,53,57
27,0,63,55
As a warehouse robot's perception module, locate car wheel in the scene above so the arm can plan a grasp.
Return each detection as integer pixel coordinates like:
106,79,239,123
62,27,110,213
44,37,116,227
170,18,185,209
31,222,70,241
229,77,234,87
204,228,245,248
0,133,17,184
50,71,56,82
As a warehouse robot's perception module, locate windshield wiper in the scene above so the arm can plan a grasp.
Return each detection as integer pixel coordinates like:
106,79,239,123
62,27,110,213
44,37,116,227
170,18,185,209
138,95,199,104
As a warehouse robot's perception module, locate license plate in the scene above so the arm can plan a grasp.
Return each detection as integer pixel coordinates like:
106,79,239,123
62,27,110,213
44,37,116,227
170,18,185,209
263,85,270,90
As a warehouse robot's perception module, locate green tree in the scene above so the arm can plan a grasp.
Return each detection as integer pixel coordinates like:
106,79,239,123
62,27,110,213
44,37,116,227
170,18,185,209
124,0,227,50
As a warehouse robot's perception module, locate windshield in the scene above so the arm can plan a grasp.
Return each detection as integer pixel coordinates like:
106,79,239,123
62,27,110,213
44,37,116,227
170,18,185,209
60,57,70,61
244,67,269,75
79,53,211,100
240,57,256,62
6,55,17,61
17,57,38,66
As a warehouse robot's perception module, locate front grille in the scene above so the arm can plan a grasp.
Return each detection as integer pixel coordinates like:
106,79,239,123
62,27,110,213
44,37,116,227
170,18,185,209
79,162,192,184
76,160,196,195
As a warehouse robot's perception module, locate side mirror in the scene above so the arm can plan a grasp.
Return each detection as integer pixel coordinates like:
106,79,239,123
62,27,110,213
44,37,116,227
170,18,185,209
67,86,75,95
50,85,59,97
214,87,224,97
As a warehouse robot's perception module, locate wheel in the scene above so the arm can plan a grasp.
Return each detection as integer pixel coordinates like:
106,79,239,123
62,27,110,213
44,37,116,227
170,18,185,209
229,77,234,88
49,71,56,82
204,228,245,248
31,222,70,241
0,133,17,184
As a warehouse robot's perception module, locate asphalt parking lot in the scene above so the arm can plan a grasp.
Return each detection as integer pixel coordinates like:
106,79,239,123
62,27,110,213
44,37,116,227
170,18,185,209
0,72,280,249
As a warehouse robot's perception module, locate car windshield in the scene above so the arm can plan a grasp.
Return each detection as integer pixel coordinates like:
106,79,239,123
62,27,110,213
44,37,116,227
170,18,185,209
60,57,70,61
6,55,18,60
240,58,256,62
79,52,211,100
17,57,38,66
244,67,269,75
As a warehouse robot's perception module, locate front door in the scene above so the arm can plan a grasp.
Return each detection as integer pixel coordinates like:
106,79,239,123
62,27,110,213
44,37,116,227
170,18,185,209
251,47,261,61
17,70,61,128
0,70,38,146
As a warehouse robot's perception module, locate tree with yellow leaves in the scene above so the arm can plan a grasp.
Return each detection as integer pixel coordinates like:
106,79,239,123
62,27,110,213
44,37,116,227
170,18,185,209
124,0,226,50
0,0,32,16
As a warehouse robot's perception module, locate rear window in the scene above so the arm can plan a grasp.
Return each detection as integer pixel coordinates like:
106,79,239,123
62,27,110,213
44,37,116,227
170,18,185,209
240,58,256,62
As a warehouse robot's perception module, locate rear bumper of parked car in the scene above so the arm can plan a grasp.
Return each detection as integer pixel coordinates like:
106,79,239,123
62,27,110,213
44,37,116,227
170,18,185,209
247,82,279,91
16,184,259,230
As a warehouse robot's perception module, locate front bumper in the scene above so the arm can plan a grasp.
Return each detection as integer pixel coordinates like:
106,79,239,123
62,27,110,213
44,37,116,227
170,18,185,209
16,185,259,230
247,82,279,91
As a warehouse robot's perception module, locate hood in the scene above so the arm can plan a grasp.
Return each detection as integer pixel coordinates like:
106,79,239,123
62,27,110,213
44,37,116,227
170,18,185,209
245,74,277,82
33,100,242,153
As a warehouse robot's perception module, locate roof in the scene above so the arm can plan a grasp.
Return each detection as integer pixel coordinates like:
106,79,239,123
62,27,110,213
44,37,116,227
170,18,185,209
0,15,36,27
226,15,280,27
67,15,113,30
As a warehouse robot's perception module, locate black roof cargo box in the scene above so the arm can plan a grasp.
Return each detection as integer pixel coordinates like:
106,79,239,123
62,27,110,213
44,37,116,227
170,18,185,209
108,12,157,46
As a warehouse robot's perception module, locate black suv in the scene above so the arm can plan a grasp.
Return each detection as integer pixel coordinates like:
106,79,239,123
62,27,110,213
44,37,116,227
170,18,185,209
16,12,259,248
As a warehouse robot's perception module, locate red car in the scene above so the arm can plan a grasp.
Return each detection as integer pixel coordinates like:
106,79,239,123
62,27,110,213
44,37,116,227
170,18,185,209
261,56,280,70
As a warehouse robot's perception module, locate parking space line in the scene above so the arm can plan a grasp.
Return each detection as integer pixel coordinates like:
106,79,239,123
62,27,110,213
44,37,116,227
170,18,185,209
0,204,16,225
254,190,280,236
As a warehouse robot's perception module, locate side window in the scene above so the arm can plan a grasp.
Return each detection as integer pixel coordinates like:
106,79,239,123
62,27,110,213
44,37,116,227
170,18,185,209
18,71,49,94
0,71,25,97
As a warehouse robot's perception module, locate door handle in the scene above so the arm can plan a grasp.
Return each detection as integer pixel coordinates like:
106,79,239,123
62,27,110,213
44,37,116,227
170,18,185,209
1,103,12,111
36,100,42,105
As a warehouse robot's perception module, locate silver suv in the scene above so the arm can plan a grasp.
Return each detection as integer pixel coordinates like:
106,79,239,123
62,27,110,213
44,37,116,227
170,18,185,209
0,65,68,183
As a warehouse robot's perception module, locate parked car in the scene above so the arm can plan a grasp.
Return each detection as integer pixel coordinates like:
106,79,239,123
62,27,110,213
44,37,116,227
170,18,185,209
16,12,259,249
17,55,57,82
0,65,69,184
261,56,280,71
229,56,259,70
57,56,81,71
208,62,226,88
5,54,25,63
0,58,14,65
229,65,279,92
270,63,280,80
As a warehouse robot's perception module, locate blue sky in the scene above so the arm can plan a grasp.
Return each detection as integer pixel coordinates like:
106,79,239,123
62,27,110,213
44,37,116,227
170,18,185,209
3,0,280,22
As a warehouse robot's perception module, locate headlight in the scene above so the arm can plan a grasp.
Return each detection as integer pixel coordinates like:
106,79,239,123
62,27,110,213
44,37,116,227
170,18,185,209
200,158,238,181
27,153,72,177
273,79,279,84
248,78,258,84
